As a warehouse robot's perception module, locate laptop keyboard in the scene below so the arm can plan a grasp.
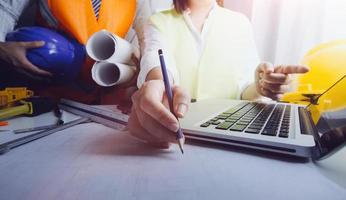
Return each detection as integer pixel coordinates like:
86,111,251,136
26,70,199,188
200,102,291,138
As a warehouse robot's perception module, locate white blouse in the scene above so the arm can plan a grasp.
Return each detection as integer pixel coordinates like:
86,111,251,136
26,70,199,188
138,3,260,98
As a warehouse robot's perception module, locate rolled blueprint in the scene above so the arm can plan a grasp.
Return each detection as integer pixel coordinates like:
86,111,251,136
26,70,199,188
86,30,138,65
91,62,136,87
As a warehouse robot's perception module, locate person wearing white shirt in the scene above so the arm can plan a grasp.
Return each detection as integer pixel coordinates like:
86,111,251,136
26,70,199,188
128,0,309,147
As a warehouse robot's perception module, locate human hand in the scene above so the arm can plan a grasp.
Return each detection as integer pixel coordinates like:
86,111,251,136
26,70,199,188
0,41,52,76
255,62,309,100
128,79,190,148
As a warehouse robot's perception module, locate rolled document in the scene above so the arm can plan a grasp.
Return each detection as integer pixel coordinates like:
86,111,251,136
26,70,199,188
91,62,136,87
86,30,138,65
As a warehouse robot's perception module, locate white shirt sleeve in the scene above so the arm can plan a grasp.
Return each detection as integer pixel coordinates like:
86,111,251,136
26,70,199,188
137,21,179,88
131,0,151,55
0,0,32,41
236,16,261,100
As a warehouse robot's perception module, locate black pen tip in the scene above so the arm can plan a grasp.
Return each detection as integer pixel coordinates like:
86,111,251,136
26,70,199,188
158,49,163,55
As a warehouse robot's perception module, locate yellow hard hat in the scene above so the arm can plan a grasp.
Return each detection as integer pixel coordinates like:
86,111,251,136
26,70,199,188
282,40,346,104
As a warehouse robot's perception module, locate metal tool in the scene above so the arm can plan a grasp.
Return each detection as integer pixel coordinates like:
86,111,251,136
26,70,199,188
59,99,129,130
13,124,61,134
12,106,64,134
0,99,128,155
0,117,90,155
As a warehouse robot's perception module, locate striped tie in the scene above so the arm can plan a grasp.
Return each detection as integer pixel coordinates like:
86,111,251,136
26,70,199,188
92,0,102,19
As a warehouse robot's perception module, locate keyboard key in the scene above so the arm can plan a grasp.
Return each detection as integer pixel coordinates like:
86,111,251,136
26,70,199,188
245,128,260,134
200,122,210,128
212,121,221,125
230,125,247,132
217,115,230,120
216,122,234,130
261,129,277,136
279,132,289,138
228,117,241,121
223,103,248,114
248,125,262,130
281,125,289,129
236,122,249,126
225,119,237,123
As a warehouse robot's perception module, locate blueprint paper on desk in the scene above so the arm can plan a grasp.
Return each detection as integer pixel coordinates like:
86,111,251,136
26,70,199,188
0,122,345,200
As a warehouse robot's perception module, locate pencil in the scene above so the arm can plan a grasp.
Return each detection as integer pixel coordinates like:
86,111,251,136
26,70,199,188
158,49,185,154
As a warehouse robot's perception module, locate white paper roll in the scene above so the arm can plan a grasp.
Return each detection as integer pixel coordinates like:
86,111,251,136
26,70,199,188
91,61,135,87
86,30,138,65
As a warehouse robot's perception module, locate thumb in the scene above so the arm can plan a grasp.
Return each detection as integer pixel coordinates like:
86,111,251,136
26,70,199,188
275,65,310,74
21,41,45,49
173,86,191,118
257,62,274,74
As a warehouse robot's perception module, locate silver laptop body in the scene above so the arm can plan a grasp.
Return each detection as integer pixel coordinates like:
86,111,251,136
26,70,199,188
180,75,346,159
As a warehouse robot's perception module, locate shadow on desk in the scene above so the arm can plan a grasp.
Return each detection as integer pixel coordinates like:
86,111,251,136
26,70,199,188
80,129,178,160
80,126,308,163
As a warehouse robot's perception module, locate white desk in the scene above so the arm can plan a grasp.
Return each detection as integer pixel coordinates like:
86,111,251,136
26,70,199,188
0,113,346,200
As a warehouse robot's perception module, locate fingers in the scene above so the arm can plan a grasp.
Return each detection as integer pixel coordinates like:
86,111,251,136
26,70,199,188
20,41,45,49
259,80,290,94
8,41,52,76
134,107,176,143
257,62,274,74
256,62,295,100
173,86,190,118
261,72,290,84
18,55,52,76
128,109,170,148
129,81,183,146
274,65,310,74
137,82,179,132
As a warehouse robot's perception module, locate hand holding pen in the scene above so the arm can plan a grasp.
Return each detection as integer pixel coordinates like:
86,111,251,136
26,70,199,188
158,49,185,154
128,52,190,151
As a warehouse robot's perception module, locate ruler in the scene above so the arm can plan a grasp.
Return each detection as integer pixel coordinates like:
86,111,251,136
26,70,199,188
59,99,129,131
13,124,62,134
0,117,90,154
0,99,129,155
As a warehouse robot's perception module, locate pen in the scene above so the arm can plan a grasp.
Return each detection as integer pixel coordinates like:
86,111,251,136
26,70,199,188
158,49,185,154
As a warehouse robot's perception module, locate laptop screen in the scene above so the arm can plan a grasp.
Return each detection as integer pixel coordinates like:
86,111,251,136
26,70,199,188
307,75,346,154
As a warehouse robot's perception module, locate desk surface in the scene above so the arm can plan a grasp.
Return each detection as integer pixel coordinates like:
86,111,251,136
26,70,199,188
0,113,346,200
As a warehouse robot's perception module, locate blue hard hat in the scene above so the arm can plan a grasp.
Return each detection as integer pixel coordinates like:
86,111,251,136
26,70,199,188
6,26,86,80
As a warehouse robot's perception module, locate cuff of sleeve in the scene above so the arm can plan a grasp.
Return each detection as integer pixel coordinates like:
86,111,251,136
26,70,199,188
137,47,178,88
137,65,176,89
0,32,6,42
237,81,254,100
0,12,17,42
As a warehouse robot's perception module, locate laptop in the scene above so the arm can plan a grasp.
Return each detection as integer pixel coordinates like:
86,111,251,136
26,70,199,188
180,75,346,159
